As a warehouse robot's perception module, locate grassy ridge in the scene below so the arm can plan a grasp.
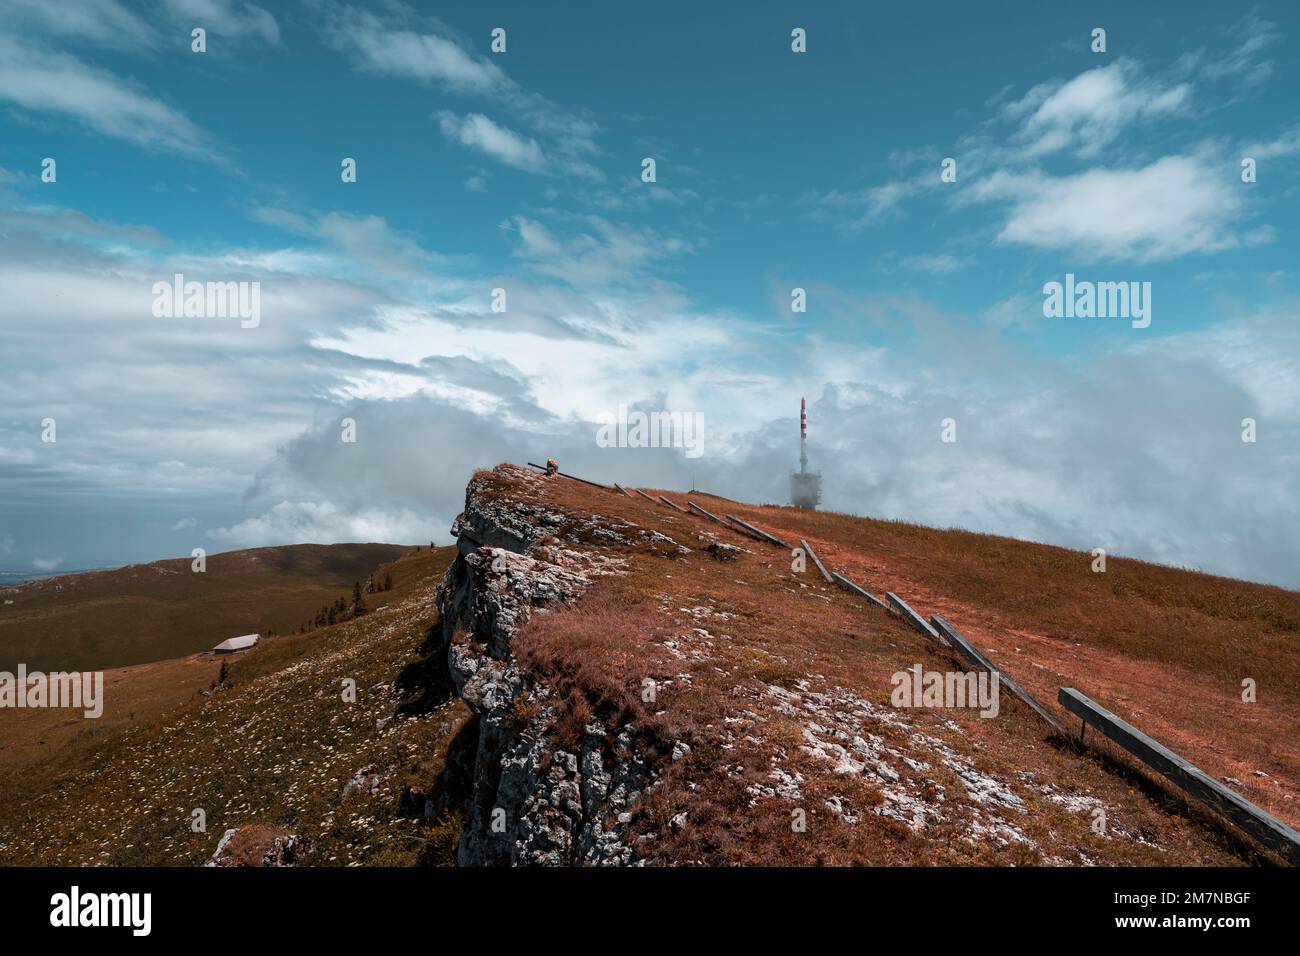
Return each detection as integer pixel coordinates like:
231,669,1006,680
0,547,465,867
0,543,414,672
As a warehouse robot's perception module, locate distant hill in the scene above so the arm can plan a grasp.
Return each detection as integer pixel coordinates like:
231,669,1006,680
0,543,414,672
0,546,464,866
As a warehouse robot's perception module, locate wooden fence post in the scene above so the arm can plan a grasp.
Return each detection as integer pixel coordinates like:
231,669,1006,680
798,539,833,583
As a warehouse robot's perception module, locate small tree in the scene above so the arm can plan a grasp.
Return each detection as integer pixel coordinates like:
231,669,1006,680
383,572,393,591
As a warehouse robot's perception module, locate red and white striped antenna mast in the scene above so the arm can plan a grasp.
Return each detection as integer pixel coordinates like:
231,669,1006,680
791,396,822,509
800,396,808,472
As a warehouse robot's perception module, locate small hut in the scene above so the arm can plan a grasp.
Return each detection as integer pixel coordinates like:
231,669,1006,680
213,633,260,654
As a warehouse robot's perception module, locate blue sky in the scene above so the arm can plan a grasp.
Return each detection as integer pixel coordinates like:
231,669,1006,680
1,0,1298,588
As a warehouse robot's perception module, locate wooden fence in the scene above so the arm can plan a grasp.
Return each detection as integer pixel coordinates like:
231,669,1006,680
1060,688,1300,865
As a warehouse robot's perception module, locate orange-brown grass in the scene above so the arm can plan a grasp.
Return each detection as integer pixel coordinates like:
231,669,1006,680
0,547,465,867
0,543,415,672
502,470,1293,863
0,654,220,783
680,491,1300,833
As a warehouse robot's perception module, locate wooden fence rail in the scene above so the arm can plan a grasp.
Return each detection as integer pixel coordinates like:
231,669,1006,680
831,572,888,609
799,539,833,583
526,462,610,490
686,500,728,526
1059,688,1300,866
725,515,790,549
885,591,945,644
931,616,1068,737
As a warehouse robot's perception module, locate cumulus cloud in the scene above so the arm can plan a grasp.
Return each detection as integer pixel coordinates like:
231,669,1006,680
966,155,1258,262
1006,60,1190,158
219,263,1300,591
823,23,1271,250
435,112,546,172
320,2,506,93
5,191,1298,589
32,557,63,572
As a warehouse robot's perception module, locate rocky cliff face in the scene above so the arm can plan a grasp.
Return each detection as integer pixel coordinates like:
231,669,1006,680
434,467,657,865
426,464,1232,869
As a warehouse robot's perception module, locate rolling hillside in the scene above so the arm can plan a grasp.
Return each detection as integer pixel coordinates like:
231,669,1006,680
3,465,1295,867
0,543,415,672
0,546,464,866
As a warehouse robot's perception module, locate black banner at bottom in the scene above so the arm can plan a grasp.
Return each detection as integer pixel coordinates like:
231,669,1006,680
0,865,1287,941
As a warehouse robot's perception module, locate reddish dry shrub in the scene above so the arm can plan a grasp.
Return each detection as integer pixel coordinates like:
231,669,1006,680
515,585,686,757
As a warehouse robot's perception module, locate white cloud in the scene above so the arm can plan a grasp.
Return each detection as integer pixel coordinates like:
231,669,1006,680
250,207,444,279
1,0,280,48
817,178,929,229
967,155,1257,261
32,557,63,572
170,517,197,531
0,0,157,48
208,500,428,547
506,215,694,288
160,0,279,44
5,193,1298,589
1008,60,1190,158
322,3,505,92
435,112,546,172
238,296,1300,590
1200,12,1278,87
0,36,211,157
1242,125,1300,161
319,2,601,179
898,253,970,274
